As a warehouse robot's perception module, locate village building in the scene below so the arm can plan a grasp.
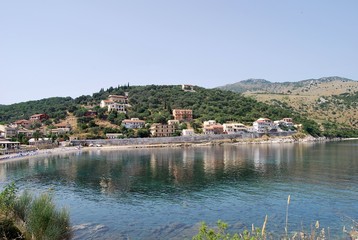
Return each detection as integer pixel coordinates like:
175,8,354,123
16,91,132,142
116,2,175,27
107,102,126,113
223,123,247,134
29,114,49,122
172,109,193,122
253,118,277,133
203,124,224,135
0,139,20,155
274,118,294,127
17,129,34,137
108,94,127,104
106,133,123,139
122,118,145,129
100,100,112,108
50,123,72,135
100,94,129,113
203,120,217,127
14,119,31,129
168,120,180,126
84,110,97,117
28,137,52,146
150,123,175,137
181,84,195,92
182,129,195,136
0,125,18,139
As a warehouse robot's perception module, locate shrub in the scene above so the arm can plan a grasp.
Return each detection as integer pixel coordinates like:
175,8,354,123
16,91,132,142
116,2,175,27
0,184,70,240
26,193,70,240
13,190,33,222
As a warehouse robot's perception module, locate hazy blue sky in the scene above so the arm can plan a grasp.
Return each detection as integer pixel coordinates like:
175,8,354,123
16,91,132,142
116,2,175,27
1,1,358,104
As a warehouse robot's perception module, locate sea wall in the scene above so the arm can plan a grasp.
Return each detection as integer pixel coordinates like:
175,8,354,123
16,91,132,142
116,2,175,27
70,132,295,146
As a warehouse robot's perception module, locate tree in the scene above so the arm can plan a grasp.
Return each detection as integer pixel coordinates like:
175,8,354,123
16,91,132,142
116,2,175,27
137,128,150,138
33,130,43,141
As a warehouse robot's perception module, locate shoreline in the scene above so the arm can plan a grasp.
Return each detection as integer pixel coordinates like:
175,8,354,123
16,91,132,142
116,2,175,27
1,135,358,163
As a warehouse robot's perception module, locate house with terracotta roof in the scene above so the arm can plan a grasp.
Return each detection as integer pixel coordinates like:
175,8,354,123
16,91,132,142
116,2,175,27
172,109,193,122
203,124,224,135
253,118,277,133
100,94,129,113
108,95,127,104
14,119,31,129
29,114,49,122
100,100,113,108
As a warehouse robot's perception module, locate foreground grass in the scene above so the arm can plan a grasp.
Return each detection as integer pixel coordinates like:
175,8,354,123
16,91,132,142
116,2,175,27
192,196,358,240
0,183,70,240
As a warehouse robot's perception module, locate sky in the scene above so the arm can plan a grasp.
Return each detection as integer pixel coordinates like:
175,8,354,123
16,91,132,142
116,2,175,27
1,1,358,105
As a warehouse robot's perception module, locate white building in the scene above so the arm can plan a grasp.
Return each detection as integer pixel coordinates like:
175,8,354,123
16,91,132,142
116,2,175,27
223,123,247,134
203,120,217,127
253,118,276,133
100,100,112,108
122,118,145,129
106,133,123,139
108,102,126,113
182,129,195,136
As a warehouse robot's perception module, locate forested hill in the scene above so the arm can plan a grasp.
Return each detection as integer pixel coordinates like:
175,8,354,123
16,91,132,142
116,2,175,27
0,85,298,123
1,84,354,137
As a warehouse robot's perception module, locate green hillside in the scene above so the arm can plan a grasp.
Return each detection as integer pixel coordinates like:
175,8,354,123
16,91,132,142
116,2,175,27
1,84,357,138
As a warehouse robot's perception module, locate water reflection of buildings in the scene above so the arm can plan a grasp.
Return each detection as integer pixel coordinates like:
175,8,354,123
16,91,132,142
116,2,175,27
0,142,337,194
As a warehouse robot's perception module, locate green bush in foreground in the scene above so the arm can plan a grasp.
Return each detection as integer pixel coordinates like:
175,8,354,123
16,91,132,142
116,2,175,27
193,220,265,240
0,183,70,240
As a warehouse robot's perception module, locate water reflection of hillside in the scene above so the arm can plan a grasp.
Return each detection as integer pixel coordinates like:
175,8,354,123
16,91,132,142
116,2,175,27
1,141,357,195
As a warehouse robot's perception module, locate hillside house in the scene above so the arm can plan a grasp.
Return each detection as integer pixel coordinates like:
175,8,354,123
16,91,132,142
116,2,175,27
122,118,145,129
108,95,127,104
100,94,128,113
108,102,126,113
223,123,247,134
30,114,49,122
253,118,277,133
203,124,224,135
84,110,97,117
50,123,72,135
17,129,34,137
0,125,18,139
168,120,180,126
14,119,31,129
172,109,193,122
182,84,195,92
100,100,112,108
182,129,195,136
150,123,175,137
203,120,217,127
274,118,294,127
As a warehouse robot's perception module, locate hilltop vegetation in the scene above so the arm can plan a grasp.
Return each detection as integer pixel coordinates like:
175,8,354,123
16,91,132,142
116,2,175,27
1,84,357,138
217,76,358,134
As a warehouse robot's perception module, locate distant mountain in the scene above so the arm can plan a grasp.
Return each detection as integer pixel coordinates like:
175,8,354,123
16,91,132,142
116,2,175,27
218,76,358,130
217,76,356,94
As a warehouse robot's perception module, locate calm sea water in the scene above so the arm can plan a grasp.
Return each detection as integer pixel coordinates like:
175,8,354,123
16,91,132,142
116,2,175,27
1,141,357,239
